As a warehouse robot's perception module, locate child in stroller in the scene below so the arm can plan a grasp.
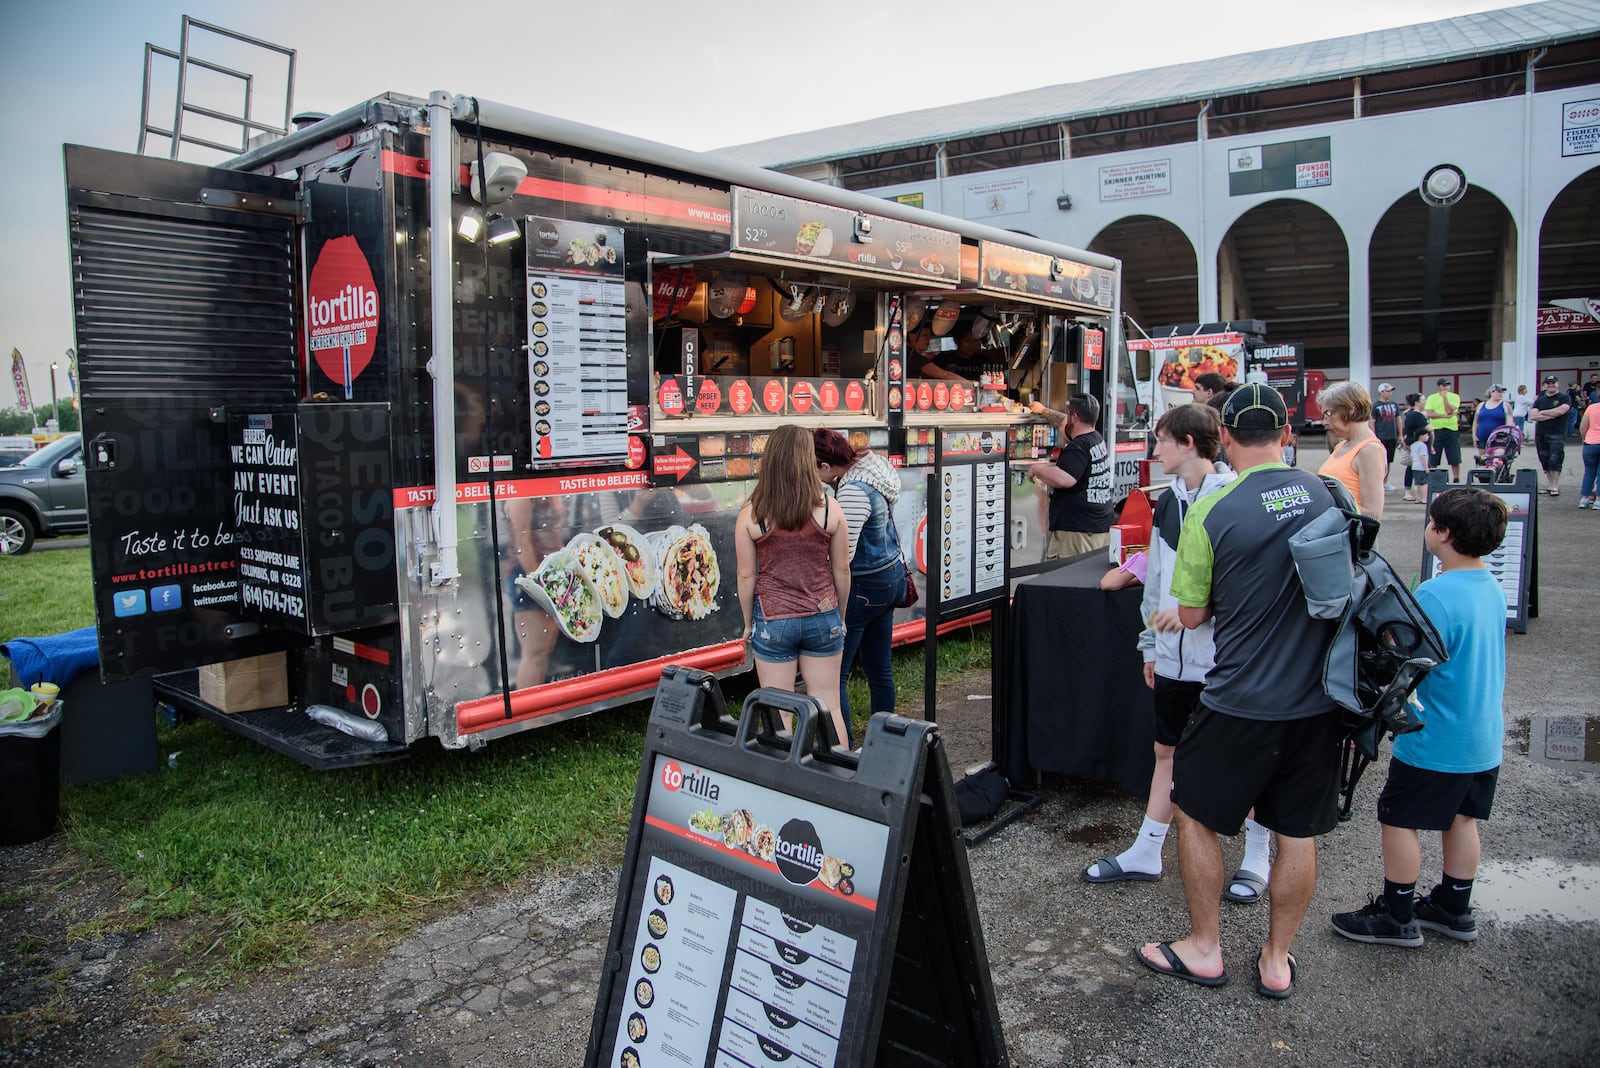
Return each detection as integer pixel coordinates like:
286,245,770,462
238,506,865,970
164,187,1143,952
1475,424,1522,484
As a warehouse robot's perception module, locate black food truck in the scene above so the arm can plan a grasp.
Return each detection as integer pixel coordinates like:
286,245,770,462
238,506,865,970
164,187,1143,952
63,91,1138,766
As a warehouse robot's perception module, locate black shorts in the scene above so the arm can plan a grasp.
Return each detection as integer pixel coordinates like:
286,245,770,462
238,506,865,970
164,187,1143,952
1152,675,1204,748
1535,434,1566,472
1173,705,1345,838
1430,428,1461,466
1376,758,1498,831
1376,437,1398,463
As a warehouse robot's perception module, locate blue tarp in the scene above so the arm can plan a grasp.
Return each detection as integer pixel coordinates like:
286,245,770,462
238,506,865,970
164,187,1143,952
1,627,100,690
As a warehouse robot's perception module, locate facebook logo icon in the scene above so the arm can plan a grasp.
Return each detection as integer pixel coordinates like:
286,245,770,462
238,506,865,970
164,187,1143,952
151,584,183,612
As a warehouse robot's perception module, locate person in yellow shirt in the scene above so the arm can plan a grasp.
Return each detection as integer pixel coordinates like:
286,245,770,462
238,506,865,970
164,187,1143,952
1423,377,1462,482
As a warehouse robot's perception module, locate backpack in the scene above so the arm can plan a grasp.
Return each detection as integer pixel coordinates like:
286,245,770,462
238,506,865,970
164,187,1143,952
1291,480,1449,819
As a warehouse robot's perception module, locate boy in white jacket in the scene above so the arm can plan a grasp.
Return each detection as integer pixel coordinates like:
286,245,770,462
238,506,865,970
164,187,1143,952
1083,404,1274,902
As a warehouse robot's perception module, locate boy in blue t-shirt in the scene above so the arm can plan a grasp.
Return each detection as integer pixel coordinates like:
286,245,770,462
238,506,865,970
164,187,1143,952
1331,487,1509,947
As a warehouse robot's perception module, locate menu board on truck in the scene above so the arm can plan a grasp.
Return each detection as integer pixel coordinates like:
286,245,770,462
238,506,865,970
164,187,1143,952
932,428,1011,618
731,187,960,288
526,218,632,467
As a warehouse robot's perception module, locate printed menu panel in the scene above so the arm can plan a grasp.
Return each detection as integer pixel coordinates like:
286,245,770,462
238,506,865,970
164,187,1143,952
596,756,888,1067
526,220,631,467
1422,485,1532,627
934,428,1011,616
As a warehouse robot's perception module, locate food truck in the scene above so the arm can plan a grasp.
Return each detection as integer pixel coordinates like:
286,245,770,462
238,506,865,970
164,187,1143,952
63,91,1137,766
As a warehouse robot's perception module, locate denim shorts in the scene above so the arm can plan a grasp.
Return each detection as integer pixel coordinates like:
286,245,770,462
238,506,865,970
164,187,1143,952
751,604,845,663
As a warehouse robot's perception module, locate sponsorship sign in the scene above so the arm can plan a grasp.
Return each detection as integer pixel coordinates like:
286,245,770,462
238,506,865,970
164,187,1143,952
1228,137,1332,196
962,177,1029,218
9,348,31,411
1561,97,1600,157
1099,159,1171,202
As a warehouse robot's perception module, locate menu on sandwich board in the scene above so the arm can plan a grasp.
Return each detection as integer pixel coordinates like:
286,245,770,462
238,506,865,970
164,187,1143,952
586,668,1009,1068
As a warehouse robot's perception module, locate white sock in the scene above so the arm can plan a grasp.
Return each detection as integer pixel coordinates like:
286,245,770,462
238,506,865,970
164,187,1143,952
1091,816,1168,878
1241,818,1273,877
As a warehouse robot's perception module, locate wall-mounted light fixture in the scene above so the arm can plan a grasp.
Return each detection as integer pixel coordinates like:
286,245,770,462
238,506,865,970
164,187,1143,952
1419,164,1467,207
1056,194,1073,211
456,208,484,242
486,215,522,246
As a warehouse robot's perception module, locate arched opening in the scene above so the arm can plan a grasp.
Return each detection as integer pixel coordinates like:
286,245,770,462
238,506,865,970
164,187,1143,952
1088,215,1198,332
1367,184,1515,367
1537,166,1600,369
1218,200,1349,367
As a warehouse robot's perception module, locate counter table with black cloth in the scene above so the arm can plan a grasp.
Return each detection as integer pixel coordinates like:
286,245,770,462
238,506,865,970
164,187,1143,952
1003,552,1154,795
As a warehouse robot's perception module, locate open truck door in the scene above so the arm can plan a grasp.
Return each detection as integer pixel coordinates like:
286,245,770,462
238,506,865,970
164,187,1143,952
64,145,306,681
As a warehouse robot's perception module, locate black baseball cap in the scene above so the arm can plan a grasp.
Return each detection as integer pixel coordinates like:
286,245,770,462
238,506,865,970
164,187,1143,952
1220,382,1287,431
1543,374,1559,383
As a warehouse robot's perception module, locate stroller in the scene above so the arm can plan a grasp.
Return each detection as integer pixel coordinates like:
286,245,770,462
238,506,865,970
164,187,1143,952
1475,424,1522,484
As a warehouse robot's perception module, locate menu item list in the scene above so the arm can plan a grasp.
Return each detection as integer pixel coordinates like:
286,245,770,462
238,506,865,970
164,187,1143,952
528,272,630,463
936,430,1009,608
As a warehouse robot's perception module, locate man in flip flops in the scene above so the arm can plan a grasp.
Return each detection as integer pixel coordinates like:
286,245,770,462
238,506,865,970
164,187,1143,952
1135,385,1342,999
1079,404,1274,904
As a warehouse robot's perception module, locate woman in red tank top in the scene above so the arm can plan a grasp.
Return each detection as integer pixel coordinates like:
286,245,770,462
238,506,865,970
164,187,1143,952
735,425,852,746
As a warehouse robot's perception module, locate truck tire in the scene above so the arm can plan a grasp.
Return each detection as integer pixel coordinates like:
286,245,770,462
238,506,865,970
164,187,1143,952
0,507,36,555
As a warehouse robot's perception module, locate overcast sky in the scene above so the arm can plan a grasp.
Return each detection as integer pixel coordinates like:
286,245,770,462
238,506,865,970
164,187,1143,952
0,0,1512,406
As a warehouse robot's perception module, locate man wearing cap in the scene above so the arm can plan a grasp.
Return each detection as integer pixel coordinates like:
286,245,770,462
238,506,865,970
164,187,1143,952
1373,383,1401,491
1137,383,1341,999
1424,378,1462,482
1529,375,1571,495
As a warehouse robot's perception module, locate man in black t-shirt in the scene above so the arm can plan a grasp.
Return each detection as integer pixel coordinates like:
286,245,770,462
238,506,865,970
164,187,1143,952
1529,374,1571,495
1028,393,1114,559
1372,383,1401,491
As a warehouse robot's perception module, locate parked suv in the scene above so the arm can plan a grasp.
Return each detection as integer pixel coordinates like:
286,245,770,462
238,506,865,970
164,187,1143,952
0,434,86,555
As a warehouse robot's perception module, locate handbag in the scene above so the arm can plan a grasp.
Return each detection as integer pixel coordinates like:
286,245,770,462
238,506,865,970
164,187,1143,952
884,498,918,608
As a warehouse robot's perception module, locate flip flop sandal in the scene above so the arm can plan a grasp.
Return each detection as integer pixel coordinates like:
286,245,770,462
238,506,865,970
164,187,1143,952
1254,951,1297,1000
1082,856,1160,884
1135,942,1228,988
1549,489,1560,496
1224,868,1269,904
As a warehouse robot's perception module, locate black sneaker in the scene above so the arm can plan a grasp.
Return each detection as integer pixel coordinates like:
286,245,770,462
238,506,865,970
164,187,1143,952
1415,896,1478,942
1330,896,1423,947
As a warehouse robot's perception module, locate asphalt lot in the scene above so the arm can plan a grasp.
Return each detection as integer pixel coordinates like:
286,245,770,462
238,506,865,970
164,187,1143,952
2,441,1597,1066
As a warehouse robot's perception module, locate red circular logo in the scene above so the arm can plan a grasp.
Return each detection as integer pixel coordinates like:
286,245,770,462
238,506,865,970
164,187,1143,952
308,235,380,390
661,760,684,791
845,382,866,411
790,381,814,413
917,382,933,410
933,382,950,410
762,380,787,413
818,381,840,411
948,385,965,409
658,378,685,416
361,683,381,719
729,379,754,414
887,386,902,409
695,379,722,414
626,435,646,470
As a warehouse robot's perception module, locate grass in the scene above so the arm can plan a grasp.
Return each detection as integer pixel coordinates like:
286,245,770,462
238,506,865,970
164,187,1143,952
1,545,993,975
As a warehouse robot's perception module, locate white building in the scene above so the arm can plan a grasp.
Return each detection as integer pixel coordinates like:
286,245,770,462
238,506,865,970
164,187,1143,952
721,0,1600,400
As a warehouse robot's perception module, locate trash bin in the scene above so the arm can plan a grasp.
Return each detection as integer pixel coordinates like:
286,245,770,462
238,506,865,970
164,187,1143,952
0,700,64,846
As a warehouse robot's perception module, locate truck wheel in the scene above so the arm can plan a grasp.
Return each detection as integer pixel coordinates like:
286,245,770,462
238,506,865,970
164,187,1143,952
0,507,35,555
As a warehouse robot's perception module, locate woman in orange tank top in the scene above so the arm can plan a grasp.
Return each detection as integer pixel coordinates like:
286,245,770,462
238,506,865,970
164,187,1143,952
1317,380,1386,519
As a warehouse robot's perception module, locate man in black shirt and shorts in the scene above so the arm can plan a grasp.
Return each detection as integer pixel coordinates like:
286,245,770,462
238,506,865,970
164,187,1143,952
1136,383,1341,999
1529,374,1571,496
1028,394,1114,559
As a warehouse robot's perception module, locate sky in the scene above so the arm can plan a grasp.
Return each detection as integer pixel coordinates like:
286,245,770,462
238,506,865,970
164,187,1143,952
0,0,1514,409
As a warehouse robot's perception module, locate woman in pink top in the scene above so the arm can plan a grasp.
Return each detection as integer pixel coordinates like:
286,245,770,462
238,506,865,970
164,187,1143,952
1580,401,1600,509
735,424,852,745
1317,380,1386,519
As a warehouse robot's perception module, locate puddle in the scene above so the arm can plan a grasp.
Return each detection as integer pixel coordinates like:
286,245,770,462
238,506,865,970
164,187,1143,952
1063,820,1125,845
1518,714,1600,771
1471,859,1600,925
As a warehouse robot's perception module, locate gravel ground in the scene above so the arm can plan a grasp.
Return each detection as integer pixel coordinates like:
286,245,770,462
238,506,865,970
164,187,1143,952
4,448,1597,1067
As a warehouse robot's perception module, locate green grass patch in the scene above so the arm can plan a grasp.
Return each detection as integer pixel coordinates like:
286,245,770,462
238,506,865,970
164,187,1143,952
0,547,94,687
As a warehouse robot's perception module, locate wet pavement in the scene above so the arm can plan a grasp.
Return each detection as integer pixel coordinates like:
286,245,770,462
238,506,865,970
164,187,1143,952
3,447,1598,1066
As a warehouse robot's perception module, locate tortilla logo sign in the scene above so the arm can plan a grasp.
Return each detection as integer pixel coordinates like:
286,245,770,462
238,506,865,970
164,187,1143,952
775,818,824,885
307,236,380,387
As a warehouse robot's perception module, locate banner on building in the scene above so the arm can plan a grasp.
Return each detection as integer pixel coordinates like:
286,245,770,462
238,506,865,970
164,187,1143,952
1537,299,1600,334
1561,97,1600,158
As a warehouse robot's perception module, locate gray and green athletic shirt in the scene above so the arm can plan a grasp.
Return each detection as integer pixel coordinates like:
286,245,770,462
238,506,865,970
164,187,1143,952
1169,462,1339,721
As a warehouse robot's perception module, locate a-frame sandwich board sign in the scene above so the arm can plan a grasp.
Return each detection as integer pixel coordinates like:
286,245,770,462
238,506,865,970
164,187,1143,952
586,666,1009,1068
